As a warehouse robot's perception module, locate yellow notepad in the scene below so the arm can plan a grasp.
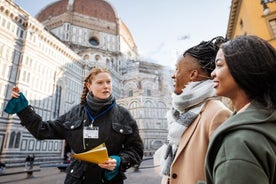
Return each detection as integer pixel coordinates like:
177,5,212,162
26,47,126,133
71,143,109,164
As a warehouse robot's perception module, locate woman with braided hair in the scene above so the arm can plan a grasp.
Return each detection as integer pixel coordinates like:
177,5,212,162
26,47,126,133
154,36,232,184
4,67,143,184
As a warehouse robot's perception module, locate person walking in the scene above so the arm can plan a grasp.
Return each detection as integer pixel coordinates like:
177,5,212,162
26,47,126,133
4,67,144,184
205,35,276,184
25,155,31,170
154,37,232,184
29,154,35,169
0,159,6,174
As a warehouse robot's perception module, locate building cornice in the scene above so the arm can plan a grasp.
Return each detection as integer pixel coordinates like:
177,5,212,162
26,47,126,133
227,0,242,39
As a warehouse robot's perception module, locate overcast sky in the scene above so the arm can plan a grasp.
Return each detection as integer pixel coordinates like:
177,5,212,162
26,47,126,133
13,0,232,68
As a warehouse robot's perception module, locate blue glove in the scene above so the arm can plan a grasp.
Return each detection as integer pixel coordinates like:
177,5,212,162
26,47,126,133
4,92,28,114
104,155,121,181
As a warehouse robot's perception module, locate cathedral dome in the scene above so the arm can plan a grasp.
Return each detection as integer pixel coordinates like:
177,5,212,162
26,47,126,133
35,0,138,61
36,0,117,23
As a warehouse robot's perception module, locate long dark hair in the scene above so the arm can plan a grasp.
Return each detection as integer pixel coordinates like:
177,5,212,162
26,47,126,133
221,35,276,109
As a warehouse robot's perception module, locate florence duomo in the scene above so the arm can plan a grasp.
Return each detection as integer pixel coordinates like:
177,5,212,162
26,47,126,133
0,0,172,166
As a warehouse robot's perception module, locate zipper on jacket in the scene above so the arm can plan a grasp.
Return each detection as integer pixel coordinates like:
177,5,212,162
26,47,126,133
82,119,86,150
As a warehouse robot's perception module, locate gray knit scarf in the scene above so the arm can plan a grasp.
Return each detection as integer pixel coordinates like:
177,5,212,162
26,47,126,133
86,92,115,114
160,80,215,176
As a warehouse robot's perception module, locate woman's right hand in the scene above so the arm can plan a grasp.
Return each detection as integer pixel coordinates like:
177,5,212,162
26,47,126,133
11,86,20,98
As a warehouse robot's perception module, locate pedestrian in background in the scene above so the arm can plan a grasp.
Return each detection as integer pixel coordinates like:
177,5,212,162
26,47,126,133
25,155,31,170
154,36,232,184
29,154,35,169
0,159,6,174
205,35,276,184
25,154,35,170
4,67,144,184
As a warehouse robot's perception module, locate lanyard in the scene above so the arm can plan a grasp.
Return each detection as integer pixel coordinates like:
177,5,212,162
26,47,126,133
84,102,115,127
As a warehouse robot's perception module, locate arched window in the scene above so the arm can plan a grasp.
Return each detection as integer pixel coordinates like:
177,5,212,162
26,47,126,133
53,85,62,118
157,102,167,117
129,90,133,97
145,101,154,118
8,131,15,148
15,132,21,148
129,101,139,118
147,89,151,96
83,55,89,60
95,55,101,61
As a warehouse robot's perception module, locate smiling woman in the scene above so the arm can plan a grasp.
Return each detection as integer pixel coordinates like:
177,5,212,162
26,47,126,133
211,49,240,102
206,35,276,184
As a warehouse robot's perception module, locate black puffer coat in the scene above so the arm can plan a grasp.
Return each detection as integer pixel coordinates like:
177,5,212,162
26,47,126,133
17,103,144,184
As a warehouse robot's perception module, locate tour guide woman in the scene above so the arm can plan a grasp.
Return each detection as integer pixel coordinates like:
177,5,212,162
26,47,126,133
4,67,144,184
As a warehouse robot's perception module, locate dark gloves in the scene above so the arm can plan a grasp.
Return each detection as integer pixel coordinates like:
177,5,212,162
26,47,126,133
4,92,28,114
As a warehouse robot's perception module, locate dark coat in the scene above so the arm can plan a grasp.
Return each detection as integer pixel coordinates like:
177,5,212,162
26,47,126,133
18,103,144,184
205,102,276,184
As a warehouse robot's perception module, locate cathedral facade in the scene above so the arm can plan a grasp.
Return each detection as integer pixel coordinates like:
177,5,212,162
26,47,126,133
0,0,172,166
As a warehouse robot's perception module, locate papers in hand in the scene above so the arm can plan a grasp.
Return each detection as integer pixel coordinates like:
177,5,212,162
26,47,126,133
71,143,109,164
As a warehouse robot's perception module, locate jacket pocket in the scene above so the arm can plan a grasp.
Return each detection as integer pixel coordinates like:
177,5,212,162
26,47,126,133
112,123,133,135
62,120,84,153
63,120,83,130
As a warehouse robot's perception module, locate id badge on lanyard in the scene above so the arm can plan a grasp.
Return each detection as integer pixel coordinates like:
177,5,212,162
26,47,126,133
83,126,99,139
83,102,115,140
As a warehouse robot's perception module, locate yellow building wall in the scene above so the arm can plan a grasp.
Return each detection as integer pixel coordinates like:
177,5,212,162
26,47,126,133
229,0,276,47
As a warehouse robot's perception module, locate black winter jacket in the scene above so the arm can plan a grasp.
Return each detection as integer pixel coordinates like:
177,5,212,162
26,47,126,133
18,103,144,184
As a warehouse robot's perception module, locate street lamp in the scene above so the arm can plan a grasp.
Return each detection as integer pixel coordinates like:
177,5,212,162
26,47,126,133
261,0,276,16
